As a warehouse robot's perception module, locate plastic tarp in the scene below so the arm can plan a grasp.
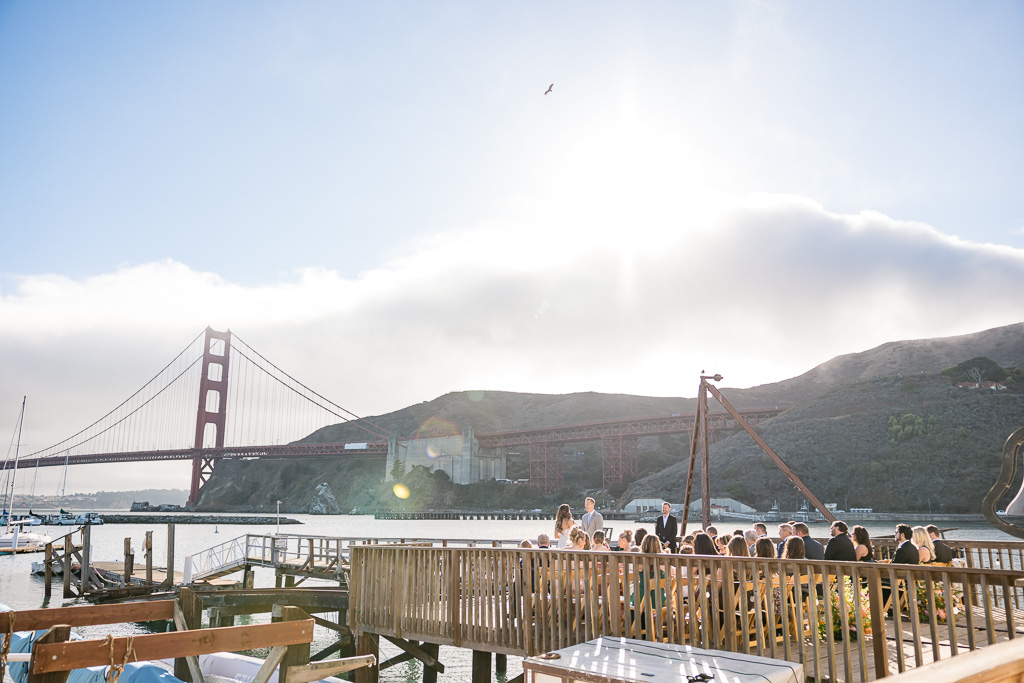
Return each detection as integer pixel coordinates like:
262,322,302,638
1,604,183,683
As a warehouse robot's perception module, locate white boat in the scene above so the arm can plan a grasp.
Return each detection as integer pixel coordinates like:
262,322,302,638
76,512,104,525
1,399,53,554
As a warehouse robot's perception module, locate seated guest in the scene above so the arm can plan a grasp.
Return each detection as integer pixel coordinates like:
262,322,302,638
705,526,719,538
852,525,874,561
679,544,694,554
781,536,805,560
892,524,919,564
912,526,934,563
692,532,718,556
592,530,610,551
744,529,759,555
616,531,631,551
520,539,533,548
927,525,954,563
715,534,731,555
754,522,768,538
682,533,696,546
794,522,824,560
536,533,550,549
777,523,794,558
754,537,776,559
824,520,857,561
567,527,588,550
635,528,648,547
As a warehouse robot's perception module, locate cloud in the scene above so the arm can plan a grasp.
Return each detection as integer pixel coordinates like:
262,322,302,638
2,192,1022,493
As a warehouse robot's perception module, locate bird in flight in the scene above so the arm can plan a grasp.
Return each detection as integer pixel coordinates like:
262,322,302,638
544,83,554,95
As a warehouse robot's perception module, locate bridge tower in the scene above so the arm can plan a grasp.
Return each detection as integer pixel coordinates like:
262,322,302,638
601,435,638,491
529,442,563,495
187,327,232,507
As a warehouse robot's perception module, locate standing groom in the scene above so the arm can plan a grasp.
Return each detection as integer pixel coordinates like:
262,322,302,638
580,496,604,537
654,502,678,553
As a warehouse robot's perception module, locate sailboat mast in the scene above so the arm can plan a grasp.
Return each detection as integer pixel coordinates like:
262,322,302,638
3,396,26,531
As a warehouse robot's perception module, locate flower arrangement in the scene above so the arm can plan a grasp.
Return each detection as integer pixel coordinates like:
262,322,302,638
819,577,872,640
916,580,964,624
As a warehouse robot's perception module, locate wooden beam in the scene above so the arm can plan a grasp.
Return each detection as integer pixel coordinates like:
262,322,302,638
33,621,314,674
0,601,175,632
705,383,836,524
377,652,414,672
353,634,379,683
174,587,204,683
381,636,444,672
286,656,377,683
173,602,206,683
252,646,288,683
277,607,312,683
27,625,72,683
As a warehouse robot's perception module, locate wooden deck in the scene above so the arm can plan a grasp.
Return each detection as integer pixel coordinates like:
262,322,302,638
348,546,1024,683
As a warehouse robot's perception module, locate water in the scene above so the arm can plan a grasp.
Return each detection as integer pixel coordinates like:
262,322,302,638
0,515,1018,681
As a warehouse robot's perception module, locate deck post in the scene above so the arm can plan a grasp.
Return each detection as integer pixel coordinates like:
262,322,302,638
174,587,204,681
422,643,440,683
44,543,53,598
26,624,72,683
123,537,134,587
81,525,92,594
471,650,491,683
353,634,379,683
62,535,72,598
495,653,507,675
277,607,312,683
146,531,154,585
166,524,176,587
868,569,889,679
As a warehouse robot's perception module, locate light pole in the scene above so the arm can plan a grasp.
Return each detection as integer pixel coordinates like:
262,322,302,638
276,500,281,535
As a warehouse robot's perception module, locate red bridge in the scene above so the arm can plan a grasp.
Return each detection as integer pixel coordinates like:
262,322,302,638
16,328,784,503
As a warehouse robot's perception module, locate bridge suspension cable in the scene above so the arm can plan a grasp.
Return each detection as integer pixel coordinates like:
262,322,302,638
227,334,392,446
26,331,207,461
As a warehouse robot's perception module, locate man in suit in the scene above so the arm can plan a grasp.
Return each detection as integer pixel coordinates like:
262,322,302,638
795,522,824,560
654,502,678,553
927,524,954,563
892,524,920,564
580,496,604,537
536,533,550,549
824,520,857,561
777,523,794,558
884,524,919,615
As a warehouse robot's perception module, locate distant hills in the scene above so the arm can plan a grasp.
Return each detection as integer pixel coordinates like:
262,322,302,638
7,488,188,512
197,321,1024,514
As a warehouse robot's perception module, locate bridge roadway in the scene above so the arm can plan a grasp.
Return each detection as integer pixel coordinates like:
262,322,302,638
17,407,784,469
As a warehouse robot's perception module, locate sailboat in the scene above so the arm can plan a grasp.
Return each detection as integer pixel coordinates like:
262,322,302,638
0,398,52,554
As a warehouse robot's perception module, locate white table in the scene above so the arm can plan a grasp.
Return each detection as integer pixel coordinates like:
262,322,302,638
523,637,804,683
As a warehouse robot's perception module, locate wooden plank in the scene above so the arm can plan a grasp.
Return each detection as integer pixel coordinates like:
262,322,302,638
0,601,175,632
27,625,72,683
251,646,287,683
277,607,312,683
33,620,314,674
285,656,376,683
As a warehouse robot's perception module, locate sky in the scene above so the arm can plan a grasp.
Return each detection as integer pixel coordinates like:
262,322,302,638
1,2,1023,496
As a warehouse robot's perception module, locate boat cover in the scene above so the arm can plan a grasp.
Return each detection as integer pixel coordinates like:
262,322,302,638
1,604,184,683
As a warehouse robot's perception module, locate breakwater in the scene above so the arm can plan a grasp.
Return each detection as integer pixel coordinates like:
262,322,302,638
374,510,635,521
98,514,302,525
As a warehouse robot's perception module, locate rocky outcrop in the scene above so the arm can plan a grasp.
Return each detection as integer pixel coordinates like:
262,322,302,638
307,482,341,514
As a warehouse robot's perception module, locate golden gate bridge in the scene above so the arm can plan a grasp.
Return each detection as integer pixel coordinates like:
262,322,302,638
14,328,784,505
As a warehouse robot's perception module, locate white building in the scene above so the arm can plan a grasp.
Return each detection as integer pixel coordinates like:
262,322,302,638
623,498,673,513
688,498,757,514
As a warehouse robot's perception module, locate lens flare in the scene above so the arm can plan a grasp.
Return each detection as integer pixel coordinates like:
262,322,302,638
466,390,485,403
426,445,440,459
392,483,411,499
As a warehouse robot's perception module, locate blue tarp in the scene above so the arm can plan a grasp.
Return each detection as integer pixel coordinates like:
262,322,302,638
1,604,184,683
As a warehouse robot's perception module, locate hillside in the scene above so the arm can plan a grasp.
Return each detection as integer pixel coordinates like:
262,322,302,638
621,374,1024,513
196,321,1024,513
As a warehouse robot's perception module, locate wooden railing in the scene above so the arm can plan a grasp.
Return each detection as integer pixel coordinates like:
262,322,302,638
0,589,373,683
349,546,1024,681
